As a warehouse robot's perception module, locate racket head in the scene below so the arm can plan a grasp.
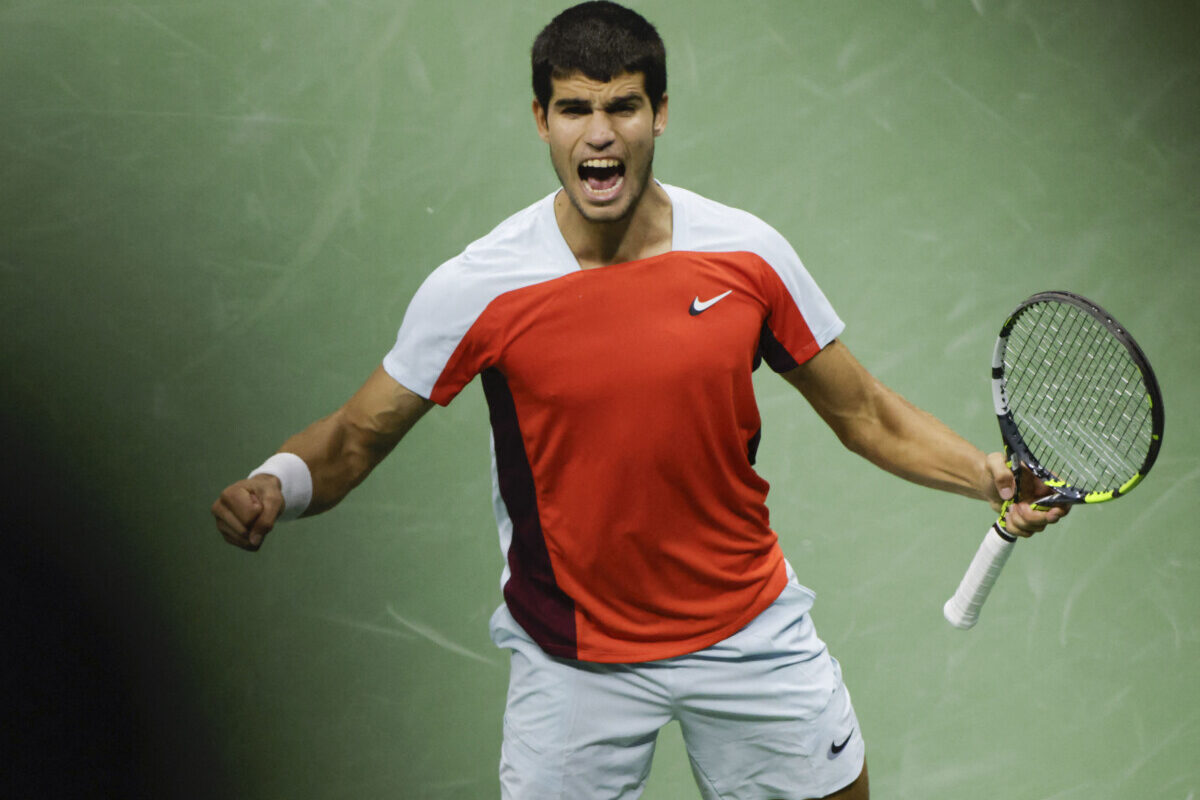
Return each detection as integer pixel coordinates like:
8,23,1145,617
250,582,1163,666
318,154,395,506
991,290,1164,506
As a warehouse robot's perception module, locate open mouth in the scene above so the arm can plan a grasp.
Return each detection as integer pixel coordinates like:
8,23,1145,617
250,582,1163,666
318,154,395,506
578,158,625,199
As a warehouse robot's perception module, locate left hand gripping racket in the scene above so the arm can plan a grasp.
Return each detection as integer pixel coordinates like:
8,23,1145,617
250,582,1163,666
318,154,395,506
944,291,1164,629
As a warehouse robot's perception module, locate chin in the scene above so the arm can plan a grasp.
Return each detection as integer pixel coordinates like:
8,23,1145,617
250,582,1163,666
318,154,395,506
572,188,638,224
581,204,631,224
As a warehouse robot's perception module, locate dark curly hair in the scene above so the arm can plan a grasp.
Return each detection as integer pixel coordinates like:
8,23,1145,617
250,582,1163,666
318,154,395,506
531,2,667,114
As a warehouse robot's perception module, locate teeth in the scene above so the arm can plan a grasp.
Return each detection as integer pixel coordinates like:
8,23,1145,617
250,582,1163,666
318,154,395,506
582,158,621,168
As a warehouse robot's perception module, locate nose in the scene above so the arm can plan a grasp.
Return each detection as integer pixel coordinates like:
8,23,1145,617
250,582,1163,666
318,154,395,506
584,112,614,150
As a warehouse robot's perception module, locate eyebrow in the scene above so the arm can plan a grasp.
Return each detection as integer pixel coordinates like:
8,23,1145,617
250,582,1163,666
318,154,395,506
553,93,645,110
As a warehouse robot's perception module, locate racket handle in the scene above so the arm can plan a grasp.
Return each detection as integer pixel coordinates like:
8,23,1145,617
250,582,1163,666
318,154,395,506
943,523,1017,629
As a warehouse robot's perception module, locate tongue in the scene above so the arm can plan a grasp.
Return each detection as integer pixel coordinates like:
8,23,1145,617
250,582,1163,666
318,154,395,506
588,173,621,191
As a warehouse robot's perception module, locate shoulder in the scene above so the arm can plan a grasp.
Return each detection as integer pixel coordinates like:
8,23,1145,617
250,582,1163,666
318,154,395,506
664,184,798,265
664,184,844,346
384,191,569,399
429,194,554,279
411,191,566,304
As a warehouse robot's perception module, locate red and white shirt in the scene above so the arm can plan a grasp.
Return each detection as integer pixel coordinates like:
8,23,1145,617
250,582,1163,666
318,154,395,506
384,184,843,663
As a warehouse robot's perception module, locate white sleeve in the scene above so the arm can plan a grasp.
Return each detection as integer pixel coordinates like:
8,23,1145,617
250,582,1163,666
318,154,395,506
382,258,477,401
751,222,844,349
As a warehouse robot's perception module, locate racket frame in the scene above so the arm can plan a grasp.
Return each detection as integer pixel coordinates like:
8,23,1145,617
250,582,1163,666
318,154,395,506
944,290,1164,629
991,290,1163,513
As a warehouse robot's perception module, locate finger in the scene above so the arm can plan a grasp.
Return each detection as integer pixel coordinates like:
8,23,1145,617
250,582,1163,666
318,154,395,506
220,483,266,526
1006,502,1067,537
218,524,256,550
1001,505,1038,537
211,495,251,537
213,511,259,550
212,483,267,550
213,503,260,550
246,487,284,549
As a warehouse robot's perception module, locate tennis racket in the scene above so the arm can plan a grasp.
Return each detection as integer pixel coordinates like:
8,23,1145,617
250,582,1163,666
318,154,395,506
943,290,1164,629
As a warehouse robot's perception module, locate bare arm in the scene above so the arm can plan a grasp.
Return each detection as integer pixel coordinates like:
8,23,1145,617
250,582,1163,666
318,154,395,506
782,340,1064,535
211,365,434,550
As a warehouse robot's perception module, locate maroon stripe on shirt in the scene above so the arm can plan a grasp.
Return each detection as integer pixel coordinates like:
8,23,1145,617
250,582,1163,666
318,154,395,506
481,367,578,659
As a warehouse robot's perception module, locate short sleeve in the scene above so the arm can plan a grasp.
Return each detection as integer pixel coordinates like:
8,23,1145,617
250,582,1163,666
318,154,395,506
382,258,488,404
746,226,843,373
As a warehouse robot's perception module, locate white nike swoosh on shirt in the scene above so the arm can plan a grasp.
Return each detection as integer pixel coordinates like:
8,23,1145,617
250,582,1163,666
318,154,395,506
690,290,733,315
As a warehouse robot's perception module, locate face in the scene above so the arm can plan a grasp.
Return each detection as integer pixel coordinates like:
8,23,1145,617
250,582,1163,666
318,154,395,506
534,71,668,225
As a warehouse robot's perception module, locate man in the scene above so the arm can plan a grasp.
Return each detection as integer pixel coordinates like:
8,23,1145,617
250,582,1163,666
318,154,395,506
212,3,1064,798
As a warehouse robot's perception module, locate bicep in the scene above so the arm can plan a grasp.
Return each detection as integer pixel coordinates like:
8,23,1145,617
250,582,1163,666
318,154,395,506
339,365,435,453
780,339,880,444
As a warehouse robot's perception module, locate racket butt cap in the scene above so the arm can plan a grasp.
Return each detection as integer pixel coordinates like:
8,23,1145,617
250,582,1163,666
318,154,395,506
943,598,979,629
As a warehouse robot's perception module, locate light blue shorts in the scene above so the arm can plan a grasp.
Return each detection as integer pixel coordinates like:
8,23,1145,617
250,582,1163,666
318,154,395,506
490,565,865,799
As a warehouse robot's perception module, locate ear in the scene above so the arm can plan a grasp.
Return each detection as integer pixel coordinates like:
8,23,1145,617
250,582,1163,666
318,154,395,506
533,98,551,143
653,94,668,137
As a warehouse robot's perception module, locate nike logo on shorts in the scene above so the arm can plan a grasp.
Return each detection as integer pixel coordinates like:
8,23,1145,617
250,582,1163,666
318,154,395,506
689,290,733,316
828,729,854,760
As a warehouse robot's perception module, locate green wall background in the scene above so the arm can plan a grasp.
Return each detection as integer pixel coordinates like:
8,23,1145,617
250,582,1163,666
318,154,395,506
3,1,1197,797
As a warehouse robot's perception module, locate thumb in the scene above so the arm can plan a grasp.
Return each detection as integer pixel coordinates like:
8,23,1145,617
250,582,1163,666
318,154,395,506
986,451,1016,502
247,480,284,548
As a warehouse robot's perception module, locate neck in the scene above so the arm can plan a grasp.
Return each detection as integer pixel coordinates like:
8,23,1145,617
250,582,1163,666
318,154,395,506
555,181,673,269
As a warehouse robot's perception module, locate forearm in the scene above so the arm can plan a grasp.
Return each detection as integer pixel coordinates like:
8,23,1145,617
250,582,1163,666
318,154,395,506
835,380,991,501
272,366,433,517
276,410,396,515
215,368,430,550
784,340,1064,535
785,340,992,503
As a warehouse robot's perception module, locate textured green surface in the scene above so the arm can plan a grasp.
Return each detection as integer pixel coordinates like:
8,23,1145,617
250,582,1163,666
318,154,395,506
2,1,1197,797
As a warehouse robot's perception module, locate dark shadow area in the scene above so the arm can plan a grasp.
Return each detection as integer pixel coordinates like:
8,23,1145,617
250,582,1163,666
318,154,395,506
0,407,233,799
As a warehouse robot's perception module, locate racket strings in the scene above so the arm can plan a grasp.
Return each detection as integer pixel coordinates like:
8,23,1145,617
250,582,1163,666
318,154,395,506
1009,305,1150,486
1031,306,1151,480
1003,302,1153,493
1005,312,1114,488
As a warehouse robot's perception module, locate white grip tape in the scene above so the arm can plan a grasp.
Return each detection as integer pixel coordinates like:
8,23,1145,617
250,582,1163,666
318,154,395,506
943,525,1017,629
249,452,312,521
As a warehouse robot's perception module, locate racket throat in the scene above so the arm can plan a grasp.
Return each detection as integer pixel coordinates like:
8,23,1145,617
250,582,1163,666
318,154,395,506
994,500,1019,542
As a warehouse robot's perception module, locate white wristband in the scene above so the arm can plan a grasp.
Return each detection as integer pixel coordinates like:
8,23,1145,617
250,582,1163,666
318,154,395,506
248,452,312,521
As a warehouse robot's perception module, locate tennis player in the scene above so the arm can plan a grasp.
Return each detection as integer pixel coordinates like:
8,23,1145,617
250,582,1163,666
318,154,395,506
211,3,1065,798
